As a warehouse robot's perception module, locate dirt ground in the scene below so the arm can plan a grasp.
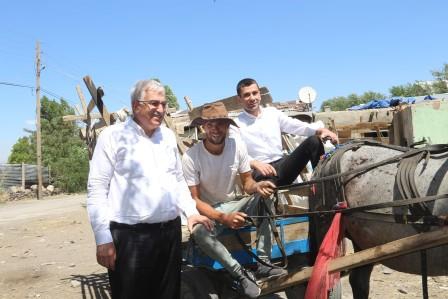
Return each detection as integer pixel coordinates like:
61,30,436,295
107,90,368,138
1,194,447,299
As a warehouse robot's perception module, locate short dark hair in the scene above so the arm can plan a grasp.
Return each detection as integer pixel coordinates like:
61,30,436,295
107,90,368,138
236,78,259,96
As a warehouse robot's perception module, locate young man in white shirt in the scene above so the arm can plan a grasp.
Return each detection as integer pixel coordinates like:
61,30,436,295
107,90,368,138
234,78,339,186
182,102,283,299
87,79,212,299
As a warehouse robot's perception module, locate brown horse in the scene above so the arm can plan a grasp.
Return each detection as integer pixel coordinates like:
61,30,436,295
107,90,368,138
309,140,448,299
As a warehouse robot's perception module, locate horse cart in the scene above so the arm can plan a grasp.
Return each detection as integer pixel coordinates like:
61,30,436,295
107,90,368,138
180,140,448,299
69,77,448,298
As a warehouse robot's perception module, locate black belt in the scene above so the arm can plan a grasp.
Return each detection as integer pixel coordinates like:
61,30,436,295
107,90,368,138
110,217,180,230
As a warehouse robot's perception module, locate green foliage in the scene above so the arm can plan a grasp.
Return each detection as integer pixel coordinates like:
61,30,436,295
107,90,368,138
8,136,35,163
430,63,448,94
151,78,180,110
389,83,430,97
431,63,448,81
322,63,448,111
320,91,386,111
390,63,448,96
165,85,179,110
8,96,89,193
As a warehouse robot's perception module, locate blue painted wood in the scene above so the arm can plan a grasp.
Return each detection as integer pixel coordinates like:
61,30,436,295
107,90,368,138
187,217,309,270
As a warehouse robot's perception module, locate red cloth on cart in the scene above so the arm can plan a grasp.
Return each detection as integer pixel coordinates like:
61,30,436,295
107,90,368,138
305,203,346,299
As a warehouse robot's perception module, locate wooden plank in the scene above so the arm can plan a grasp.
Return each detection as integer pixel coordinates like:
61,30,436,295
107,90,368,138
76,85,88,114
278,185,311,197
63,113,103,122
164,114,187,155
182,221,309,251
335,122,391,131
315,109,394,128
83,76,111,125
188,86,273,121
184,95,203,136
284,205,309,214
260,226,448,295
87,98,96,113
184,95,194,111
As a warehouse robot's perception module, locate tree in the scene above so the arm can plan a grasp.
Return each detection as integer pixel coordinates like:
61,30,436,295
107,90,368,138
390,63,448,96
430,63,448,94
321,64,448,111
8,96,89,193
320,91,386,111
165,84,179,110
151,78,179,110
389,83,430,97
8,136,35,164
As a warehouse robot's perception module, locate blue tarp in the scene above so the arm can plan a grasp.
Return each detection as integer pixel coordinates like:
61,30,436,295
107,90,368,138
348,97,416,110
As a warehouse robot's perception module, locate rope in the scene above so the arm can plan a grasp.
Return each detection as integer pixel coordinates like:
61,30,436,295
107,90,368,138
245,194,448,224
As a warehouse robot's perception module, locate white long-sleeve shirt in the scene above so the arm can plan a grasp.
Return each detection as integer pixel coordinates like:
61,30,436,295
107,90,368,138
87,118,198,245
234,107,317,163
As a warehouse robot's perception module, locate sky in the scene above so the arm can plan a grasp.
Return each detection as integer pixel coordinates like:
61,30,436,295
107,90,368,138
1,0,447,162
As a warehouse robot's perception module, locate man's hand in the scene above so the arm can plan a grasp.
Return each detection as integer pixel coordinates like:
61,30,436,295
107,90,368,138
187,214,214,232
316,128,339,144
220,212,247,229
256,180,276,198
96,242,116,270
251,160,277,177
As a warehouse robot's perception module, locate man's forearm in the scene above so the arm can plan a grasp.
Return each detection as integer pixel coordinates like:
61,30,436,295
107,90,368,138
195,199,225,223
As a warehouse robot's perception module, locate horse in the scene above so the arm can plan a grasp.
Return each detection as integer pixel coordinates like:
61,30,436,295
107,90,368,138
308,140,448,299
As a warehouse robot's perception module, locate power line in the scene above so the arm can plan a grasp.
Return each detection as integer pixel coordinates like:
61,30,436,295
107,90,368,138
0,81,77,105
0,81,34,90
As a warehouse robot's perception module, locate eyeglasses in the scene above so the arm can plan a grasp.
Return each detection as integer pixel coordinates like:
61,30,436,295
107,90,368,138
137,100,167,109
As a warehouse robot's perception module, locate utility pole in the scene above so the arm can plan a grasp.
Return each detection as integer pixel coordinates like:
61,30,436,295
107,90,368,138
35,40,43,200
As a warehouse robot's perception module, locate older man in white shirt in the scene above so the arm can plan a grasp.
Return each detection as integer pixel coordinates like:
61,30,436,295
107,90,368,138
234,78,339,186
87,79,212,299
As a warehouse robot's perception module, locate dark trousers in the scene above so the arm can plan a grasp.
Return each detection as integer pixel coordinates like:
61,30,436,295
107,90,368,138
108,217,181,299
253,135,324,186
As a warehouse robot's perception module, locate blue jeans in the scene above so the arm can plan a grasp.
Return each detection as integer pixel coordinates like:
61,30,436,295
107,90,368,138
192,195,272,277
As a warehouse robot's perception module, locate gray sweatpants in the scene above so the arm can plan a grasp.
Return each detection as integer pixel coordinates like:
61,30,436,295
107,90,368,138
192,195,273,278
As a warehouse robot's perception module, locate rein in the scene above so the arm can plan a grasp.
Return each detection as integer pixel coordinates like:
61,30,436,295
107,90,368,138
237,141,448,268
246,193,448,225
244,140,448,226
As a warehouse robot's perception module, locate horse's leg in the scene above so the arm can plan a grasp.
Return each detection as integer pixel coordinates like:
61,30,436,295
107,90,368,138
349,264,373,299
349,242,373,299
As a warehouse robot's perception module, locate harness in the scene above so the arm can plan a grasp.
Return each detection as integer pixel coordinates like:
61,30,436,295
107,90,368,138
239,140,448,275
270,140,448,223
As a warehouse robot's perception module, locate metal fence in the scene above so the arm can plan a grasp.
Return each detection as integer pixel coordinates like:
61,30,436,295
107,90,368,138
0,163,50,189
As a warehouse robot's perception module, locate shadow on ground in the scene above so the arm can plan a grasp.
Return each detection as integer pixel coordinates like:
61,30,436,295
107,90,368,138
67,273,111,299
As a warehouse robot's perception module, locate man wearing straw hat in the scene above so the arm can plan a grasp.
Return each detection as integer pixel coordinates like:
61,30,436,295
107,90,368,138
182,102,285,299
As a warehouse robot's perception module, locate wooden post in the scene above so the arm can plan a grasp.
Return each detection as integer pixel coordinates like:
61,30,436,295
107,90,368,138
75,84,94,159
184,96,194,111
184,95,203,139
163,115,187,155
260,226,448,295
76,85,88,114
35,41,43,199
21,162,25,190
83,76,111,125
